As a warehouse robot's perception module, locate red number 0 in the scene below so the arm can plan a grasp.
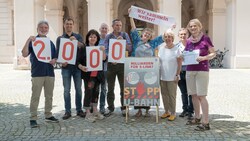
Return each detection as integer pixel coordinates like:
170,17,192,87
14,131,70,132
90,49,100,68
34,40,49,60
112,42,123,60
62,42,74,60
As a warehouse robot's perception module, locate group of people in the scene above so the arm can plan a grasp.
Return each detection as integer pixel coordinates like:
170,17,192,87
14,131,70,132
22,13,215,131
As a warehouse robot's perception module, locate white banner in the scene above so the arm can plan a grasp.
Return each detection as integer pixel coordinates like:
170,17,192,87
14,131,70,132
32,38,51,63
86,46,103,71
108,39,126,63
129,6,175,27
57,38,78,65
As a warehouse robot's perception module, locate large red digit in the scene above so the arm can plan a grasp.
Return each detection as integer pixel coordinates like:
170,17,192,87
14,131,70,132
62,42,74,60
34,40,46,60
90,49,100,68
112,42,123,60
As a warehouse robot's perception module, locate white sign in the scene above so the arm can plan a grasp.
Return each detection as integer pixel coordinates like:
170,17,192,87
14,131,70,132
32,38,51,63
182,50,200,65
86,46,103,71
129,6,175,27
57,38,78,65
108,39,126,63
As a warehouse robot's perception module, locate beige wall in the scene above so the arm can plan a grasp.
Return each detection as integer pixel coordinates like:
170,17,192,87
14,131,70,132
0,0,14,63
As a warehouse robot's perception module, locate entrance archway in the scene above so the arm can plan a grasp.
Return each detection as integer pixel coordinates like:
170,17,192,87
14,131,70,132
115,0,157,37
181,0,209,34
63,0,88,37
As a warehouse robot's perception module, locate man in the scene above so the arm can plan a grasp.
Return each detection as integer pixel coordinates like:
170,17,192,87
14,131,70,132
56,17,85,120
98,23,109,114
22,20,59,128
103,19,132,117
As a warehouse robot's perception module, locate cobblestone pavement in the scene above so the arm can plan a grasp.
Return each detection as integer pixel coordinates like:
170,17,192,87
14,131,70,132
0,64,250,141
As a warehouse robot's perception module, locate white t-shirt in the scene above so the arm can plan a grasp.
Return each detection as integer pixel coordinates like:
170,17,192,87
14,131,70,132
158,43,182,81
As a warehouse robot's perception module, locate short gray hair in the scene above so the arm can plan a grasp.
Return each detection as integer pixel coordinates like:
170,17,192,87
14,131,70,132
37,20,49,28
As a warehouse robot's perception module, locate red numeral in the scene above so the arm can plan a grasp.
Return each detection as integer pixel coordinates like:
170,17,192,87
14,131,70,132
90,49,100,68
34,40,47,60
62,42,74,60
112,42,122,60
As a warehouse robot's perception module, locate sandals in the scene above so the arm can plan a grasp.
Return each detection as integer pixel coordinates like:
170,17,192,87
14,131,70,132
135,110,142,117
186,118,201,125
195,123,210,131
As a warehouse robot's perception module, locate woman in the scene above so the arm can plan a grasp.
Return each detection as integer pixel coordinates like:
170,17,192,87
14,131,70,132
176,28,194,119
129,8,165,117
185,19,215,131
158,30,182,121
77,29,106,122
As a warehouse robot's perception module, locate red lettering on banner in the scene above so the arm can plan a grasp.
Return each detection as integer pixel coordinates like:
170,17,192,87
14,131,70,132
90,49,100,68
34,40,46,60
112,42,123,60
62,42,74,60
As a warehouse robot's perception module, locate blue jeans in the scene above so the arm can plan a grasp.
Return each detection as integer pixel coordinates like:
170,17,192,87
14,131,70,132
99,71,107,110
178,71,194,113
62,68,82,113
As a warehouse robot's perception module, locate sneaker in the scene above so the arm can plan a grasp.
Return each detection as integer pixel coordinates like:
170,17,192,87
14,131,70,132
168,115,176,121
62,112,71,120
144,111,151,117
30,120,39,128
45,116,59,123
85,113,96,123
104,109,113,117
93,112,104,120
161,112,171,119
187,113,193,120
90,107,93,113
186,118,201,125
77,111,86,118
179,111,188,117
195,123,210,131
122,110,126,117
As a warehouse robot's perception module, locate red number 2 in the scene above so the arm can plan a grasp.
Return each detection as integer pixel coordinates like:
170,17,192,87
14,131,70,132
34,40,50,60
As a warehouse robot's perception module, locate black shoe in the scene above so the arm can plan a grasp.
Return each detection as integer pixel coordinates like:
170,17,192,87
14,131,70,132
104,109,113,117
99,108,105,114
77,111,86,118
62,112,71,120
179,111,188,117
30,120,39,128
90,107,93,113
187,113,193,120
122,110,126,117
45,116,59,123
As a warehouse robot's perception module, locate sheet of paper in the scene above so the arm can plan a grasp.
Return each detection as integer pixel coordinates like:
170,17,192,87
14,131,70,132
182,50,200,65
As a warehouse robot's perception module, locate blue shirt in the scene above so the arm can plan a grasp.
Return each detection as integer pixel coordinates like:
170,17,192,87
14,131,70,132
56,32,83,69
130,29,164,57
29,36,56,77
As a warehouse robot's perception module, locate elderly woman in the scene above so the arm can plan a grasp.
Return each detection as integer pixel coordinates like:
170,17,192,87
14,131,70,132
158,30,182,121
185,19,216,131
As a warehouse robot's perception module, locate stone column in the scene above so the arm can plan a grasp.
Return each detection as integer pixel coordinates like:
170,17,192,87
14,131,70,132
159,0,181,44
13,0,35,69
225,0,250,68
44,0,64,43
207,0,226,59
87,0,108,30
44,9,64,43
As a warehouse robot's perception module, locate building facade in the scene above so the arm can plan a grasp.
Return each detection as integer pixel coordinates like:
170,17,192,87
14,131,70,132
0,0,249,69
